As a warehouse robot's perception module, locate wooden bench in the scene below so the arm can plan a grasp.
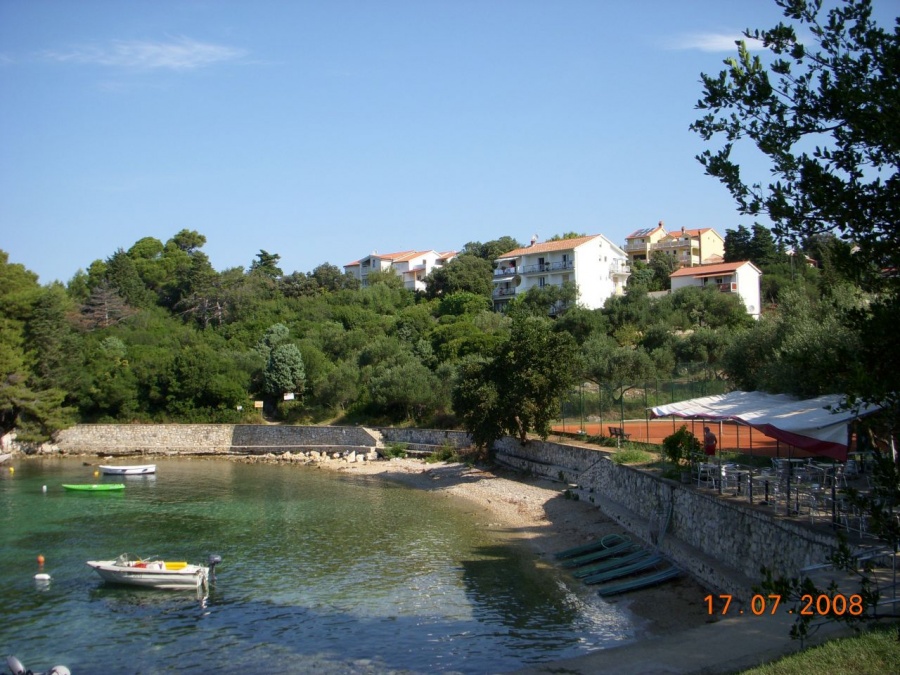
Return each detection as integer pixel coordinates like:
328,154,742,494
608,426,631,441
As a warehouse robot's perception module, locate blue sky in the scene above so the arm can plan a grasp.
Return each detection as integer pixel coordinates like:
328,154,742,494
2,1,895,285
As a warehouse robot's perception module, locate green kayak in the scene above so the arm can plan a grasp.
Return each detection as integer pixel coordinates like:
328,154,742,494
62,484,125,492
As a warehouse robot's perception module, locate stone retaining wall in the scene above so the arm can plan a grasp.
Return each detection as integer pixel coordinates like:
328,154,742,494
378,428,472,451
494,436,841,601
55,424,378,456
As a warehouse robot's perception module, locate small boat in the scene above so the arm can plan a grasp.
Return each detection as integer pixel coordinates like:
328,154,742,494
99,464,156,475
62,483,125,492
7,654,70,675
597,565,681,597
582,554,664,585
572,549,653,579
86,553,222,591
560,539,635,568
554,533,629,560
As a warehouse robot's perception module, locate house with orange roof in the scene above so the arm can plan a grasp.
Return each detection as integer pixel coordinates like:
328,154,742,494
492,234,630,312
624,221,725,267
623,221,668,261
344,249,457,292
669,261,762,319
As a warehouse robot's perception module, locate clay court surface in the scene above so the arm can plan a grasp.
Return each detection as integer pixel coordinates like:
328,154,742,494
552,418,821,460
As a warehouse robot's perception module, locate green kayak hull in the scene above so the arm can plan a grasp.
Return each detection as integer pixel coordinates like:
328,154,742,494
62,484,125,492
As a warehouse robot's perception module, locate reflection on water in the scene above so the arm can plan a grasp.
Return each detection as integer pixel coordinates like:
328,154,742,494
0,457,636,673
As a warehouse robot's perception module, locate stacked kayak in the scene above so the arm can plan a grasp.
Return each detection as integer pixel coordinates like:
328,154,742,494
554,534,680,596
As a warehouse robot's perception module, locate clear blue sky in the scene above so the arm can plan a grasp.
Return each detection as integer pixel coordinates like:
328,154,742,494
2,1,895,285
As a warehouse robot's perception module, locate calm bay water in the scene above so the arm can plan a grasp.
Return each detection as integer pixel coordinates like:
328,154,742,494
0,458,638,674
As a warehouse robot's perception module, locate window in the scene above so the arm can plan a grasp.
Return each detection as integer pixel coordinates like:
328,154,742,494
539,277,547,287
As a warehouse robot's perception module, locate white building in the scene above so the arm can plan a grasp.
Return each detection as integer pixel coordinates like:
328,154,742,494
492,235,630,312
669,261,762,319
344,249,457,292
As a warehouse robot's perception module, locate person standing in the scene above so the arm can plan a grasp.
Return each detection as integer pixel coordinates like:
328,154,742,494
703,426,718,457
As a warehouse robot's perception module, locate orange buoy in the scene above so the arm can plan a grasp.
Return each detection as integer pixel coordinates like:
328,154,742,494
37,554,45,566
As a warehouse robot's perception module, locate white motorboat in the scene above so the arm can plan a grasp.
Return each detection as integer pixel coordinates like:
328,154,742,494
86,553,222,590
99,464,156,475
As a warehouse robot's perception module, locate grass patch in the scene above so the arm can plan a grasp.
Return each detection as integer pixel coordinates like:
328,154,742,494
383,442,408,459
610,446,656,465
425,441,461,463
739,623,899,674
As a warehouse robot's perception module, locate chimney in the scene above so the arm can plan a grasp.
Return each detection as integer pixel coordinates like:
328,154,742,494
530,234,538,246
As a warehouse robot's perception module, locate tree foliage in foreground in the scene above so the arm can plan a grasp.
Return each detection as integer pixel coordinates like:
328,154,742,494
693,0,900,636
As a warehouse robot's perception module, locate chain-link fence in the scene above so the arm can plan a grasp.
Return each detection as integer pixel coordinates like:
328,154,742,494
558,376,731,432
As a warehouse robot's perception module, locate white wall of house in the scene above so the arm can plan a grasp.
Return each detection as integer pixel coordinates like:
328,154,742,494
493,235,629,311
344,250,454,291
670,261,762,319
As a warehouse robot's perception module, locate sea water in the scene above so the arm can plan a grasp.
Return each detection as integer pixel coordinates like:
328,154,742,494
0,458,637,673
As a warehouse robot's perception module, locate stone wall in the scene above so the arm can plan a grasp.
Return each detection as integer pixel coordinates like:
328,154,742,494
56,424,378,456
494,436,841,600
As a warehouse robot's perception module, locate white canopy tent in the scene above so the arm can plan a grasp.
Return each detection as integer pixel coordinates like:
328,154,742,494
650,391,879,461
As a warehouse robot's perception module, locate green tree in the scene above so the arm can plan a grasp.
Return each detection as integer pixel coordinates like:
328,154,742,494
581,336,656,406
748,223,780,267
648,250,679,291
510,281,578,317
453,315,580,449
424,254,493,299
106,249,156,309
724,225,753,262
252,323,306,407
692,0,898,272
249,250,283,279
460,236,521,262
262,343,306,400
310,263,360,292
0,252,75,440
723,289,862,397
546,232,586,241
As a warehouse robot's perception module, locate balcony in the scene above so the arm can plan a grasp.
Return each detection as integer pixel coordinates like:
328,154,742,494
624,242,649,252
494,266,520,278
610,262,631,277
521,260,574,275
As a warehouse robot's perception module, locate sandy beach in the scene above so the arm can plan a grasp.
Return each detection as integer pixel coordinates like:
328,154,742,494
322,455,714,638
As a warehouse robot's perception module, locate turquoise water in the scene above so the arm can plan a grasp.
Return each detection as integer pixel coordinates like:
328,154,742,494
0,458,636,673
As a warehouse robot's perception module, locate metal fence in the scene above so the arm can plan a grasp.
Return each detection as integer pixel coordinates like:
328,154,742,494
556,375,732,436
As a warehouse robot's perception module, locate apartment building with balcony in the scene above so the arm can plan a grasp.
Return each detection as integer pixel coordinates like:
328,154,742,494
344,249,456,292
492,235,630,312
669,261,762,319
624,221,725,267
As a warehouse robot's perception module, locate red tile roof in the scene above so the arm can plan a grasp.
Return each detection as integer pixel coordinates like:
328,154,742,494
669,261,755,277
497,235,600,258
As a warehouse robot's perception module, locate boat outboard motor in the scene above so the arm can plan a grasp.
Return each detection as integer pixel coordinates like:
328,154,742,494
6,655,71,675
207,554,223,582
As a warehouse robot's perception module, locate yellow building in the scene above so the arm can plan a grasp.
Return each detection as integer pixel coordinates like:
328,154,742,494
624,221,725,267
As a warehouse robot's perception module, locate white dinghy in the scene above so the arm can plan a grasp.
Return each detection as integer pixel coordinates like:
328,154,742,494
86,553,222,591
99,464,156,475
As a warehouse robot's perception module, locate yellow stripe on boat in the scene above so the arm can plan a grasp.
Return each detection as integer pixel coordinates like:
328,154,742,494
164,562,188,570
